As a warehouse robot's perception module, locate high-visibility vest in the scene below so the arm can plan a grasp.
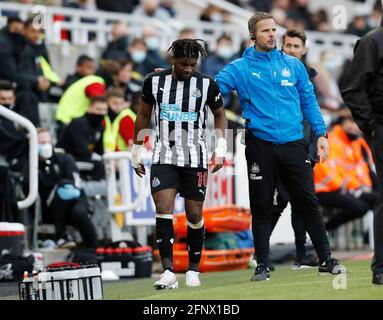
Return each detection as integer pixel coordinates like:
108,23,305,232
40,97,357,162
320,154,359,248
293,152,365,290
314,125,374,193
314,125,346,193
38,55,60,83
56,75,105,124
103,108,137,152
314,159,344,193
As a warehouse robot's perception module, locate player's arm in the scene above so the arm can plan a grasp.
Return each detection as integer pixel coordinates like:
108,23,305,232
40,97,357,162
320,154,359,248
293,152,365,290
132,76,155,177
208,79,228,173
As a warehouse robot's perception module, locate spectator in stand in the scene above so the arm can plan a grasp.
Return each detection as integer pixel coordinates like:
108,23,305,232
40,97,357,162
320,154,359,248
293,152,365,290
55,61,106,131
18,18,54,102
313,50,344,111
346,14,372,37
101,21,130,61
200,5,229,23
367,1,383,29
133,0,172,21
314,115,379,231
0,81,29,174
201,34,237,78
57,96,108,181
62,55,97,91
103,88,136,152
127,38,153,77
0,17,25,86
288,0,315,30
270,7,288,28
312,9,331,32
96,0,139,13
142,25,170,70
114,59,142,113
33,128,97,249
160,0,176,17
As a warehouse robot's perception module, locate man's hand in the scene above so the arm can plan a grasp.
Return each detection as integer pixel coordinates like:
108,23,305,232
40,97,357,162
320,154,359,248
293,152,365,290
131,144,146,177
37,76,51,92
317,136,329,162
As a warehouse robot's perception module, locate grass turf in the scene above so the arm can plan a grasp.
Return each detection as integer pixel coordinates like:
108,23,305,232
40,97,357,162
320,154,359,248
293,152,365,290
103,260,383,300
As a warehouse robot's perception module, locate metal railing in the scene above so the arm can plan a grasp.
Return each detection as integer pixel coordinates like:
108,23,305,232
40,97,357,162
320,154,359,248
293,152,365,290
103,151,146,215
0,105,38,210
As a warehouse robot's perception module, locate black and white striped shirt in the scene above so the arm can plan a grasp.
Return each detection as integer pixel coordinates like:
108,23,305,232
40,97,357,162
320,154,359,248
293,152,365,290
142,69,223,169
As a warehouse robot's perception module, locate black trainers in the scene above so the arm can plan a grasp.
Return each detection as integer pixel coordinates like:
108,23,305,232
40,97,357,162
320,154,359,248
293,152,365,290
251,254,275,272
267,261,275,272
250,264,270,281
372,273,383,285
318,257,347,275
293,253,319,269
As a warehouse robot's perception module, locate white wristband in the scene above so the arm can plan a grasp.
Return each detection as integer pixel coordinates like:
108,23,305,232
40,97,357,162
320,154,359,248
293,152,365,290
214,137,227,158
131,144,143,168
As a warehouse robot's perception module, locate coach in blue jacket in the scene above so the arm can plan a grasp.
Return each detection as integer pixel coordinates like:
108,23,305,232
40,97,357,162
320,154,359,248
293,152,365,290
216,12,347,281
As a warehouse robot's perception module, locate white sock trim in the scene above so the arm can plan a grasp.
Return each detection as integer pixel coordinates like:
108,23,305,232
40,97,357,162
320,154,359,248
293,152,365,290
187,219,204,229
155,214,174,220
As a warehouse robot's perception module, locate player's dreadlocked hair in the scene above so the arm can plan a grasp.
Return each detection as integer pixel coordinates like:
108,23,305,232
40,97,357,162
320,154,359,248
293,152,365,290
167,39,207,59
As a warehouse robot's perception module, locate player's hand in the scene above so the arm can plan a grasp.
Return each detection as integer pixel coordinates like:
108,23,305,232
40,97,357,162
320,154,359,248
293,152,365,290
210,152,224,173
134,163,146,178
317,136,329,162
131,144,146,177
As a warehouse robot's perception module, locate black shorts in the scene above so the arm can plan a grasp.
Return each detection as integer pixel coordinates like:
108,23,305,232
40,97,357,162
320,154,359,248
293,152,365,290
150,164,208,201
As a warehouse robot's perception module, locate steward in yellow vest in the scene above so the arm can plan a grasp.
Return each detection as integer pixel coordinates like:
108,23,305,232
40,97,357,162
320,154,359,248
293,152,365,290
103,88,137,152
56,75,105,124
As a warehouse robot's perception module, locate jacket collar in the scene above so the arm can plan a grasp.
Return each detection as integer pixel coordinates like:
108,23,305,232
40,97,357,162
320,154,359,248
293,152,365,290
243,46,281,61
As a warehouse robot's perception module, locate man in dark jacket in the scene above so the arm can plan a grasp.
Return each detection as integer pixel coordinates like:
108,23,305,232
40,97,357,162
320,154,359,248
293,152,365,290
35,128,97,249
57,96,108,181
0,81,29,174
0,17,25,86
341,12,383,285
17,18,51,101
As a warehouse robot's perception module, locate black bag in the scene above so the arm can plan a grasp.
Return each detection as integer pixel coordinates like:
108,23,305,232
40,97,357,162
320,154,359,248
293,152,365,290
69,249,98,265
0,253,34,281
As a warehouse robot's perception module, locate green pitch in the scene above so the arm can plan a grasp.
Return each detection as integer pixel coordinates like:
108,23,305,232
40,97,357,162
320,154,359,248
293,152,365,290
103,260,382,300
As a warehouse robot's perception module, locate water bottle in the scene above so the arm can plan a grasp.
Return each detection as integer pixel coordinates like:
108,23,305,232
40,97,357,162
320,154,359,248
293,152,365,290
19,271,29,300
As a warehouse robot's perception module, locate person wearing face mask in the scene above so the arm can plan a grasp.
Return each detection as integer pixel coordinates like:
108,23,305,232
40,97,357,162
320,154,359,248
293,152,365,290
313,114,379,232
201,34,236,78
30,128,97,249
57,96,108,181
127,38,154,78
142,25,170,73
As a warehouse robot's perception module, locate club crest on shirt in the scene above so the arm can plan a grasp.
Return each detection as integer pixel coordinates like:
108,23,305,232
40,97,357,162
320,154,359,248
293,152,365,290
281,68,291,77
191,88,202,98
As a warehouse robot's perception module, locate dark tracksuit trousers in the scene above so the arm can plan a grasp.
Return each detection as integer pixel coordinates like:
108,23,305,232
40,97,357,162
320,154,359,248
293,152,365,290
245,132,331,265
271,176,308,261
48,195,97,249
367,123,383,274
317,191,378,230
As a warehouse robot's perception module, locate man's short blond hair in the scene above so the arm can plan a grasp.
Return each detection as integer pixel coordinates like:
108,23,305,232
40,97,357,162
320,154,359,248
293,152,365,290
248,12,275,34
